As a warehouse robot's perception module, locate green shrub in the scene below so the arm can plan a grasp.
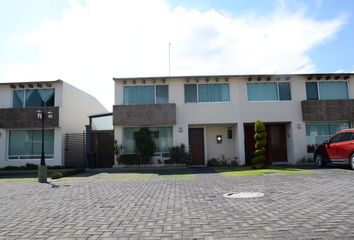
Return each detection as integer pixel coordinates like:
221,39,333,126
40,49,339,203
3,166,19,170
207,158,220,166
135,128,155,164
25,163,38,170
48,165,62,169
51,172,64,179
119,154,140,165
252,120,267,169
168,144,190,164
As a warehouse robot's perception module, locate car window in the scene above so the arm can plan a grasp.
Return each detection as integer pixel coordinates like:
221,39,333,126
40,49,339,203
330,132,353,143
341,132,353,142
330,133,344,143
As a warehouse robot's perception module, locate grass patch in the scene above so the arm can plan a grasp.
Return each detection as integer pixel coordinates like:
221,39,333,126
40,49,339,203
0,178,38,183
215,166,316,177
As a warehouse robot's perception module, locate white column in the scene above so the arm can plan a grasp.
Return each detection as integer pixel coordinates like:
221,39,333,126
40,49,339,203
236,122,245,165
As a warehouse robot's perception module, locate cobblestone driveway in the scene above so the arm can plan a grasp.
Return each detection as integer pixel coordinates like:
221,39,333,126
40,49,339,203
1,168,354,239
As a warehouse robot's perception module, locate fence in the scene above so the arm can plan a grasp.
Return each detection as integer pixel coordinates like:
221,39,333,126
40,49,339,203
64,132,86,168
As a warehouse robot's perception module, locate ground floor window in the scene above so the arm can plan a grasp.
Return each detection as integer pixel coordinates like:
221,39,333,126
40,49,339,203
8,130,54,159
305,121,350,153
123,127,173,153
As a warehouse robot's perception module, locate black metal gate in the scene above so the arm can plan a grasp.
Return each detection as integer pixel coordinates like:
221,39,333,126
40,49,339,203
64,132,86,168
91,130,114,168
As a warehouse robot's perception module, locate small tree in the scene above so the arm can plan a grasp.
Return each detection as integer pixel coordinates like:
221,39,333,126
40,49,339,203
135,127,156,164
252,120,267,169
168,144,190,164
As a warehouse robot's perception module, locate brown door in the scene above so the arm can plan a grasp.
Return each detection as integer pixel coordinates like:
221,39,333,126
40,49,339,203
268,125,287,163
188,128,205,165
244,125,255,166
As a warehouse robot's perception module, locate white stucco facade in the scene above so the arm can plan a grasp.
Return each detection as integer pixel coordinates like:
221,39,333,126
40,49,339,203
113,74,354,166
0,80,108,167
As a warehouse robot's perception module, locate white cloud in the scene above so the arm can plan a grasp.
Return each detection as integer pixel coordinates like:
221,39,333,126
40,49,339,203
0,0,346,108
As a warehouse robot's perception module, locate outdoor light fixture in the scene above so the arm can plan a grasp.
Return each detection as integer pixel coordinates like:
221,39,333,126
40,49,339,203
37,109,54,183
179,127,183,133
216,135,222,144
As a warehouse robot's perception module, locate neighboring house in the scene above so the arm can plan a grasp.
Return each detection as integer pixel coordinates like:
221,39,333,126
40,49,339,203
0,80,108,167
113,73,354,166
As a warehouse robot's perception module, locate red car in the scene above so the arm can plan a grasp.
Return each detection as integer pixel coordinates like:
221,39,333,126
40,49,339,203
314,129,354,170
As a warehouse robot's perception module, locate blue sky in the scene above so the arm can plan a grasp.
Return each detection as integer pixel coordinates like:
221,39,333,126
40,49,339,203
0,0,353,108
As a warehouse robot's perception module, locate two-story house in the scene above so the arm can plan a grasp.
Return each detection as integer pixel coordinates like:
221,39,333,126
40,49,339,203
113,73,354,166
0,80,108,167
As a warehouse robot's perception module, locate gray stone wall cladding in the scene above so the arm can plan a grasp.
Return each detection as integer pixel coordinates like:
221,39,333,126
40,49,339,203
301,99,354,121
113,104,176,126
0,107,59,128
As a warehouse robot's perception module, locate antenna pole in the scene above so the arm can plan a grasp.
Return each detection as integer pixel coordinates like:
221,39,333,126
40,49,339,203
168,42,171,76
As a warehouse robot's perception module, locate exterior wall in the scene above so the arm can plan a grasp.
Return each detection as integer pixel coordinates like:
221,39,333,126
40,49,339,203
113,104,176,126
61,82,107,133
205,125,236,163
0,81,107,167
114,74,354,166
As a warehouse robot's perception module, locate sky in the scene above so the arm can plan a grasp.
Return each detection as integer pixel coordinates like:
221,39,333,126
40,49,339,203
0,0,354,110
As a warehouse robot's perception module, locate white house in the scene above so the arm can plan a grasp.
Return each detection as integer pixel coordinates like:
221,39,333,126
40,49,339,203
113,73,354,166
0,80,108,167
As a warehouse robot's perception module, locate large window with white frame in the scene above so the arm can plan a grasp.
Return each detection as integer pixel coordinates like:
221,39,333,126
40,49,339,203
184,83,230,103
8,129,54,159
123,85,168,105
305,81,349,100
123,127,173,154
305,121,351,153
247,82,291,101
13,89,55,108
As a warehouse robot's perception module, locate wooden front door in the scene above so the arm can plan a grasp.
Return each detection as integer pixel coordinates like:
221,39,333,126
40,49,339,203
268,125,287,163
188,128,205,165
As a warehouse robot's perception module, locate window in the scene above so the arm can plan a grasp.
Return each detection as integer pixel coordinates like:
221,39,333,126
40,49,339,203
305,82,318,100
8,130,54,159
123,85,168,104
123,127,173,153
13,89,55,108
156,85,168,104
247,82,291,101
305,81,349,100
305,121,350,152
330,132,353,143
227,127,233,139
91,115,113,131
184,84,197,103
184,83,230,103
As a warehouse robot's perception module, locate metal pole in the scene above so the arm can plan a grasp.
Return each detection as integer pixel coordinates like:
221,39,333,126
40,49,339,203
40,112,45,166
168,42,171,76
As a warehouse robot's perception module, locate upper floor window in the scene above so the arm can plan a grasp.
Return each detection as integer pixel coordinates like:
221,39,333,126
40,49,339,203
185,83,230,103
306,81,348,100
123,85,168,105
13,89,55,108
247,82,291,101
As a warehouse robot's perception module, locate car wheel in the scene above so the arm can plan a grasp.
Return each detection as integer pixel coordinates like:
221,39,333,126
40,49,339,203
314,153,327,168
350,153,354,170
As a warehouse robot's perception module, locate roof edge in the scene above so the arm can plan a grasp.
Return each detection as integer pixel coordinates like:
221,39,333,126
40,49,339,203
0,79,63,86
113,73,354,81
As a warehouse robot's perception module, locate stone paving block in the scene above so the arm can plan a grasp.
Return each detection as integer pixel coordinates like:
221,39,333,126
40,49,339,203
1,168,354,239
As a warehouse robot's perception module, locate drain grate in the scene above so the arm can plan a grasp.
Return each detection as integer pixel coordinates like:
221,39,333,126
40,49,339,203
223,192,265,199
